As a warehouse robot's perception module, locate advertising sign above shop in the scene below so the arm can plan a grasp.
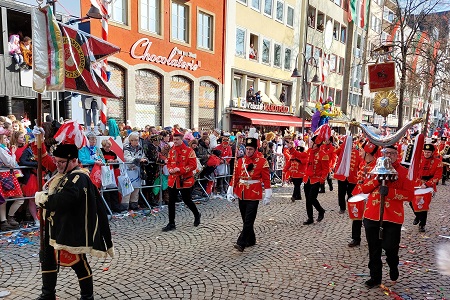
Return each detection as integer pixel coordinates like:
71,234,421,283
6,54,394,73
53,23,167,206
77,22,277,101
232,98,294,114
130,38,201,71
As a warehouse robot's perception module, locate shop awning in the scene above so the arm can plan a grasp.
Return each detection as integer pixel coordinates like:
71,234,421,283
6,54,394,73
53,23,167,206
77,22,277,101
232,110,310,127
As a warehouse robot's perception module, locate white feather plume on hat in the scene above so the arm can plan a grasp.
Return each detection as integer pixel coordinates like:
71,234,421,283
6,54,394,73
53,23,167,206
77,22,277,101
247,128,258,139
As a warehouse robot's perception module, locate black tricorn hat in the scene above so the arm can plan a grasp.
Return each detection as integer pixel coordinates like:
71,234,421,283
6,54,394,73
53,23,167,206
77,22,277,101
53,144,79,159
245,137,258,149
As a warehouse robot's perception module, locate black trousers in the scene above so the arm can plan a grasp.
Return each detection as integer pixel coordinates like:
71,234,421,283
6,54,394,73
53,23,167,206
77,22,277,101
40,226,93,298
409,202,428,226
352,220,362,241
337,179,356,211
363,219,401,282
291,177,303,200
236,200,259,248
168,186,200,225
304,180,325,220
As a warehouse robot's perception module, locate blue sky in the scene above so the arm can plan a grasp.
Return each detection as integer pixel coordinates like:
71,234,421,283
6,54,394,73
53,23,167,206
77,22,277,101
18,0,81,17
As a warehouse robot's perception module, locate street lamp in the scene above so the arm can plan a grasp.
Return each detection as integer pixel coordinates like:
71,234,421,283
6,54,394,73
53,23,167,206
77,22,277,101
67,5,103,24
291,54,321,135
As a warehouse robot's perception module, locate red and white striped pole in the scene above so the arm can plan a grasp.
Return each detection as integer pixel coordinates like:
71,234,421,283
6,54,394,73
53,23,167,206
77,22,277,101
99,0,109,133
318,56,325,104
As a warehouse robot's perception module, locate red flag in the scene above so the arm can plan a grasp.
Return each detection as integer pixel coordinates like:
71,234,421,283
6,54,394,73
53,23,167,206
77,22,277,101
59,24,120,98
108,137,124,162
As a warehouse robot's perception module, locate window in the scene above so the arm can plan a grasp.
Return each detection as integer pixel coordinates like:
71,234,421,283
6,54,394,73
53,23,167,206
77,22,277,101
370,14,381,33
235,28,245,57
274,43,281,67
284,48,291,70
262,39,271,64
305,44,313,62
334,0,341,5
308,6,316,28
233,76,242,99
329,54,336,72
333,21,339,40
286,6,294,27
335,90,342,106
314,47,322,62
251,0,261,11
276,0,284,22
328,87,335,101
198,11,213,50
264,0,273,16
171,2,189,42
338,56,344,74
309,83,319,102
317,11,324,31
249,33,259,60
111,0,127,24
237,0,247,4
355,33,362,57
383,8,394,23
340,25,347,43
141,0,160,34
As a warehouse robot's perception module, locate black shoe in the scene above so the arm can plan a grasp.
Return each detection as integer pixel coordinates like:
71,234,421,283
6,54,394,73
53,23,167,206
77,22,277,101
303,219,314,225
442,182,447,186
390,266,399,281
194,213,201,227
419,226,425,232
233,244,244,252
129,202,139,211
318,189,325,193
365,278,381,288
329,185,333,191
339,209,346,214
162,223,176,232
413,217,419,225
317,211,325,222
245,242,256,247
291,196,296,202
348,239,360,247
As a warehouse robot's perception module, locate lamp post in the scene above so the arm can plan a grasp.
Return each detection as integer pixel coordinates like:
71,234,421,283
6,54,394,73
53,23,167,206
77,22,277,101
291,54,321,135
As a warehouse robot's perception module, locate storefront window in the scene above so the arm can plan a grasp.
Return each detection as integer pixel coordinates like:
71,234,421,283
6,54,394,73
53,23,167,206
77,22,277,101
199,81,217,130
107,63,126,124
170,75,191,128
135,69,162,128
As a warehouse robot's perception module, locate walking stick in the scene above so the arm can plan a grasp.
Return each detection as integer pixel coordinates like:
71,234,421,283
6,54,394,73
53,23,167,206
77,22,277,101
378,179,387,240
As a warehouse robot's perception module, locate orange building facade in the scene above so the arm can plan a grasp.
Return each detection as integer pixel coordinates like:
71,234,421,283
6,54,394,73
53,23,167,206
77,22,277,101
80,0,225,130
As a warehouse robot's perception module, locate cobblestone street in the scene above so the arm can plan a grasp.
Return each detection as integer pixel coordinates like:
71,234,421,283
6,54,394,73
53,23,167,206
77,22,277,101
1,182,450,299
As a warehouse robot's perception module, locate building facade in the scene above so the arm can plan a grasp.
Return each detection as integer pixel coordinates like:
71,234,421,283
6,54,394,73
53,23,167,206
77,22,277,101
81,0,225,130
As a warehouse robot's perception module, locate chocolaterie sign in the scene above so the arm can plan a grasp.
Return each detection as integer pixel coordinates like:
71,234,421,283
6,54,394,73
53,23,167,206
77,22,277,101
130,38,201,71
235,99,292,113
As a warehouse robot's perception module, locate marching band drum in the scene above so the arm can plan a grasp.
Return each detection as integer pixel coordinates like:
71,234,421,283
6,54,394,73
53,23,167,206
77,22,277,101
413,187,434,212
348,194,369,220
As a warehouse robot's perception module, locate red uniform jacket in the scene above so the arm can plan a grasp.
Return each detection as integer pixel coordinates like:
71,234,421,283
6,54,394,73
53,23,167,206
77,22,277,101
416,154,443,191
167,143,197,189
206,154,221,167
303,147,329,184
288,148,308,178
334,146,361,184
320,143,337,172
361,161,414,224
215,142,232,164
31,141,57,172
352,159,377,195
231,151,271,201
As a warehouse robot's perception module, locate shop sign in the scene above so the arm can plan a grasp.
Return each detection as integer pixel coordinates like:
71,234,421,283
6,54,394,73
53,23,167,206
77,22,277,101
234,98,292,114
130,38,201,71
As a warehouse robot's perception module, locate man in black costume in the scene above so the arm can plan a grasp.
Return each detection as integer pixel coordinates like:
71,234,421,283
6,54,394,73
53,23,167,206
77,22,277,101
35,143,114,300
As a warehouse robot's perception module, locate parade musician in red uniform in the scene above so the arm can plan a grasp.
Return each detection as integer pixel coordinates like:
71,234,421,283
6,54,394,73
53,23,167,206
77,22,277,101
360,145,414,288
162,133,201,231
227,130,272,252
412,143,443,232
287,140,308,201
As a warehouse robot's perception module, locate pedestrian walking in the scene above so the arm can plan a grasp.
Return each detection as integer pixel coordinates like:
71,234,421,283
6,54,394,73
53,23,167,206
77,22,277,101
227,129,272,252
162,133,201,231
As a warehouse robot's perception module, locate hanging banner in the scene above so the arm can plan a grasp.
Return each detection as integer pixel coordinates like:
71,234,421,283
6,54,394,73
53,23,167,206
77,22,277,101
368,62,396,92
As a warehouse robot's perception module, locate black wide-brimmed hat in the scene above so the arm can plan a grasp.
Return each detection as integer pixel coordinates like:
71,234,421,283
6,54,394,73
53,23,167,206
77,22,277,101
53,144,79,159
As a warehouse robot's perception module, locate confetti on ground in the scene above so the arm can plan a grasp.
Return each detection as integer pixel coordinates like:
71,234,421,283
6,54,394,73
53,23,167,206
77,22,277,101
323,264,332,269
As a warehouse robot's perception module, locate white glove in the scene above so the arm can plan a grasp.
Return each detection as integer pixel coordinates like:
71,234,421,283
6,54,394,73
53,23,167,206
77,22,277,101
35,191,48,208
262,189,272,205
444,154,450,159
32,126,45,136
226,186,235,202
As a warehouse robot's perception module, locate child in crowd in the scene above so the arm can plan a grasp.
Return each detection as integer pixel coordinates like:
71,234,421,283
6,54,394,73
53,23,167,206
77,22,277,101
200,149,222,195
8,34,25,69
